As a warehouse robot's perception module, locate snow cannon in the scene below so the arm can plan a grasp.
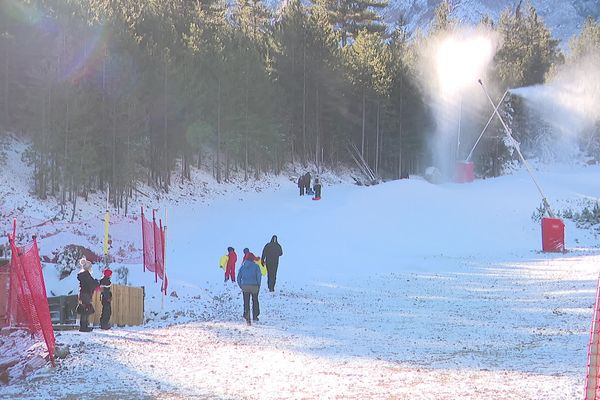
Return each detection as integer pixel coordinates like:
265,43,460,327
457,87,512,184
541,218,564,252
454,161,474,183
478,79,565,253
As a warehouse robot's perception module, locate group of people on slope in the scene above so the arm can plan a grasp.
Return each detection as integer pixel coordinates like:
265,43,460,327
297,172,322,199
77,257,113,332
223,235,283,325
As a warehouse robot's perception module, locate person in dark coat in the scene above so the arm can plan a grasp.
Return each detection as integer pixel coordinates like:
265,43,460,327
237,252,262,325
313,178,322,199
261,235,283,292
304,172,312,194
77,257,99,332
99,268,113,330
298,175,305,196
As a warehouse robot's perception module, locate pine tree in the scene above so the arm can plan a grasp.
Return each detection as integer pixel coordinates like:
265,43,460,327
344,30,392,165
430,0,454,35
311,0,388,46
568,16,600,62
494,3,562,89
272,0,309,163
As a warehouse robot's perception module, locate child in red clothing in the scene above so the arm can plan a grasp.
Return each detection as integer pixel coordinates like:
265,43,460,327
225,247,237,282
242,247,260,262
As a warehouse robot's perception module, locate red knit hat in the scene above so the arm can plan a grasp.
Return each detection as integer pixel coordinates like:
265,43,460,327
103,269,113,277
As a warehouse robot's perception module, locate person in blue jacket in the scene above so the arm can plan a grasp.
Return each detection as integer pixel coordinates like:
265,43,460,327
237,252,262,325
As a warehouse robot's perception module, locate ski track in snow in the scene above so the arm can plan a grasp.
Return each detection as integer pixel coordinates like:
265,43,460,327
2,253,593,399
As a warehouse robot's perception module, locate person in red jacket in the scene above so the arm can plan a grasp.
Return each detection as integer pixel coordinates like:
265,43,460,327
225,247,237,282
242,247,260,262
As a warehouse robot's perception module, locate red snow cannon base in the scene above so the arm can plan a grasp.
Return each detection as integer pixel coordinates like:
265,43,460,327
455,161,474,183
541,217,565,252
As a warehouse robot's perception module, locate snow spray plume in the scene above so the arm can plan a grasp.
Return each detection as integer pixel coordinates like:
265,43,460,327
510,52,600,160
417,27,499,179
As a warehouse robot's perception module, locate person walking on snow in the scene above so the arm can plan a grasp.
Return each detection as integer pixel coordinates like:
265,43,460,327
77,257,99,332
242,247,259,262
298,175,305,196
313,178,322,199
237,252,262,325
261,235,283,292
304,172,312,195
99,268,113,330
225,247,237,282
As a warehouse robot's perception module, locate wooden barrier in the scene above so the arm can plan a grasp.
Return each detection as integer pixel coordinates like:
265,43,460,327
91,284,144,327
0,265,9,327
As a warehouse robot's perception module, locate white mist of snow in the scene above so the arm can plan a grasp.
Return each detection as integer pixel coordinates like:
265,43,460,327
419,27,498,178
510,53,600,158
435,34,495,98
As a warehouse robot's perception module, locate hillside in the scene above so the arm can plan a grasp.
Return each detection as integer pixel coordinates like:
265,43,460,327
384,0,599,43
2,129,600,398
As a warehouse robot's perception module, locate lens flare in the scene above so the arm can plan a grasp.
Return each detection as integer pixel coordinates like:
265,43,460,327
61,28,109,85
436,34,495,97
1,0,55,33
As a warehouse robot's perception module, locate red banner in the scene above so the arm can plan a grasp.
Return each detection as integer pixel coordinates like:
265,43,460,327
141,208,167,294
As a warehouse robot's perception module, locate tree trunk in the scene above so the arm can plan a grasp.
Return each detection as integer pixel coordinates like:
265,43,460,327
112,101,117,205
361,89,366,159
244,63,249,181
315,86,319,171
70,181,78,222
398,74,404,179
3,42,8,126
302,37,307,165
216,77,221,183
163,55,169,190
225,148,230,182
62,98,69,216
375,101,380,176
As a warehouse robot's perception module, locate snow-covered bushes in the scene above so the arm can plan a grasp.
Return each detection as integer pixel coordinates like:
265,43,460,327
54,246,82,280
532,200,600,232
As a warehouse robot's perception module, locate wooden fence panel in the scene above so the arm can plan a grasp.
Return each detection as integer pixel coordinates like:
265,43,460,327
0,268,9,327
91,285,144,326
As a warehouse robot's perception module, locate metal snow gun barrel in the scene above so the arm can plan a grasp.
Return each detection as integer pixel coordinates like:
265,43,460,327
477,79,564,252
456,89,511,183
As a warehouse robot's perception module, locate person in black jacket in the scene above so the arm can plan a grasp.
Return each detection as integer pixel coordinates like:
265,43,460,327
77,257,99,332
99,269,113,330
261,235,283,292
304,172,312,195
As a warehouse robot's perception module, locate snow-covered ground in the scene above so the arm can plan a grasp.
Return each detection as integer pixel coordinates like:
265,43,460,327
1,134,599,399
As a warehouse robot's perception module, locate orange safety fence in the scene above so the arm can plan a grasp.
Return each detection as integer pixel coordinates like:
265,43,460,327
6,225,55,367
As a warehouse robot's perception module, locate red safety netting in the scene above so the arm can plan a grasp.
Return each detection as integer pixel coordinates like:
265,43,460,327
585,273,600,400
141,208,167,295
7,232,56,367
